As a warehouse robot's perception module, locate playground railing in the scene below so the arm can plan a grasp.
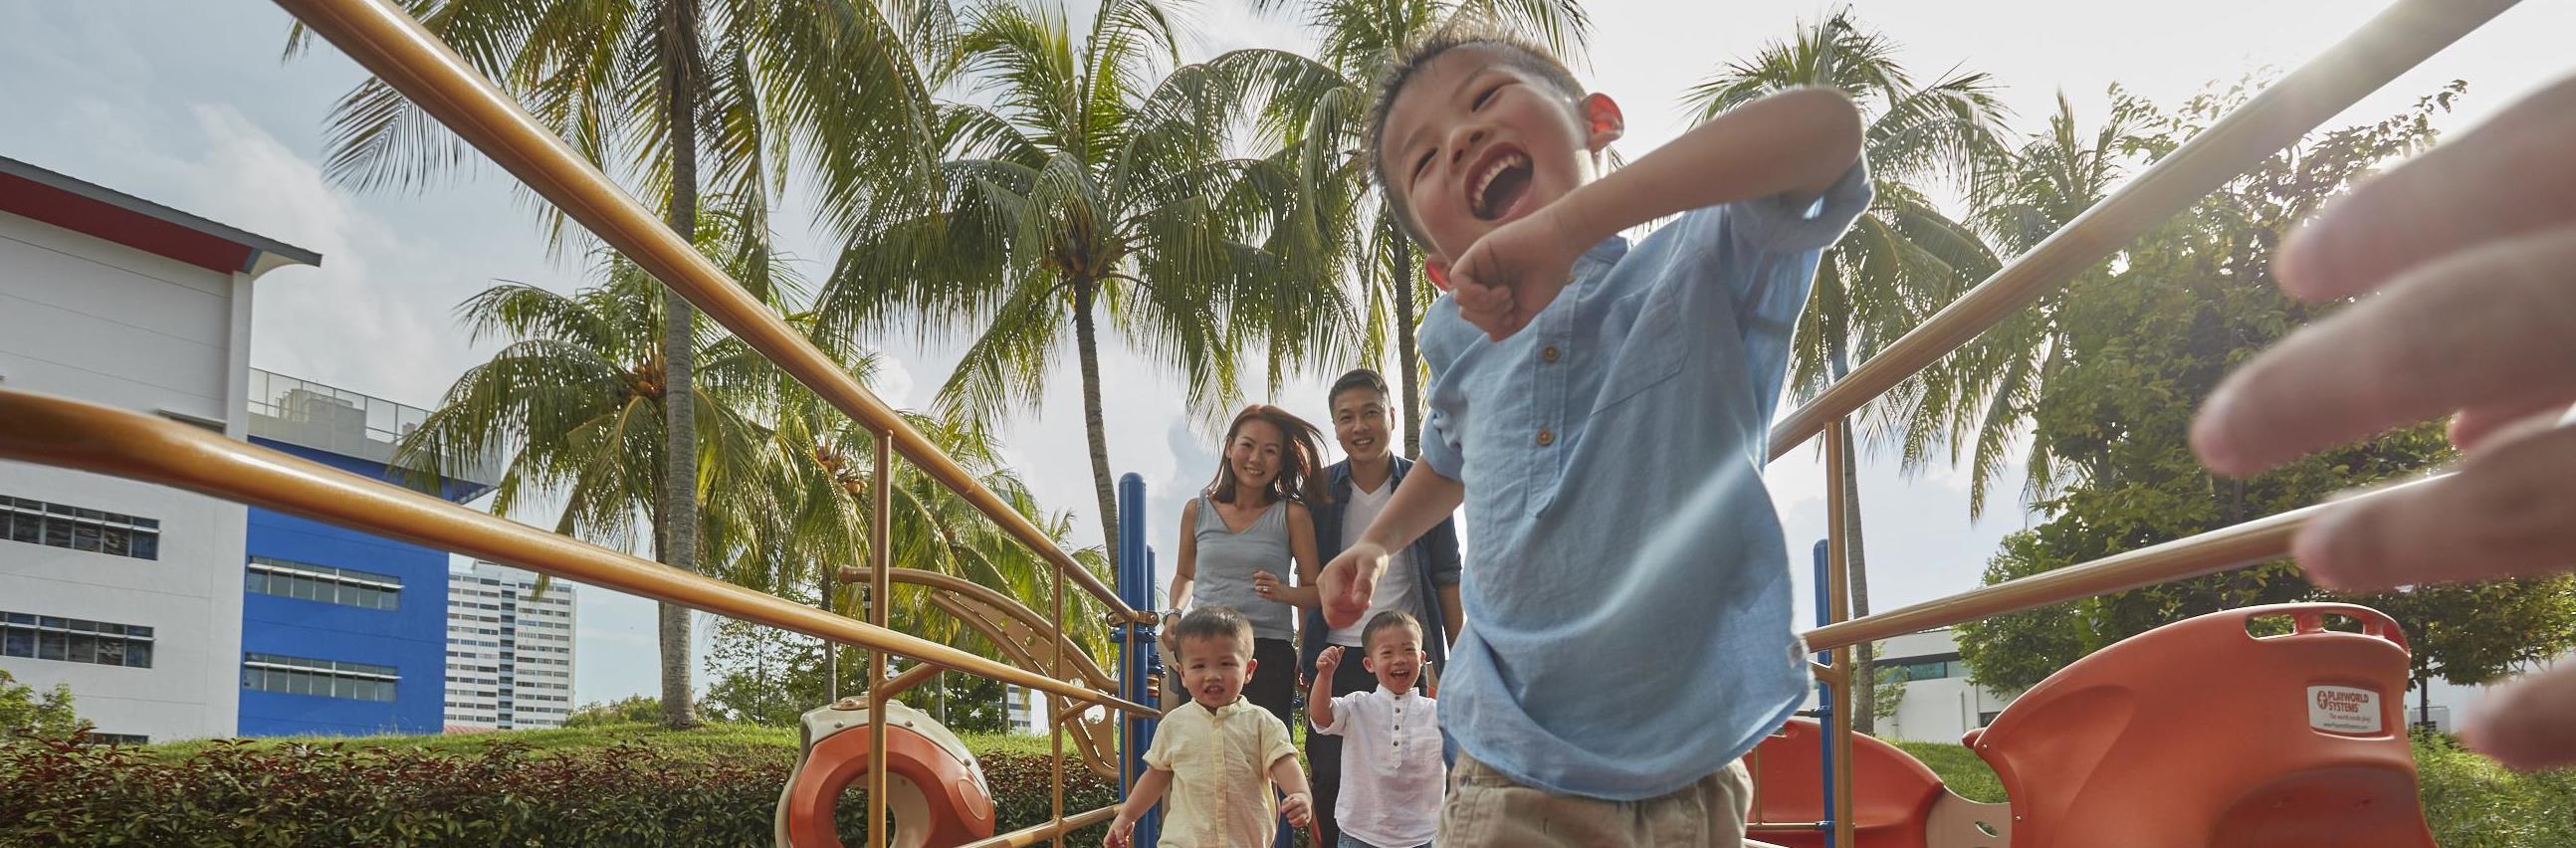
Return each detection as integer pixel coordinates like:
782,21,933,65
0,0,2525,846
1762,1,2520,844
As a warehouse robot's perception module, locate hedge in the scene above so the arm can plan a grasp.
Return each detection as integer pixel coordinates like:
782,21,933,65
0,734,1115,847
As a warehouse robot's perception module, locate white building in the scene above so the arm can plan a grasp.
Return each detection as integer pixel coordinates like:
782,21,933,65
1869,627,2021,745
1003,684,1048,735
443,562,576,731
0,155,319,743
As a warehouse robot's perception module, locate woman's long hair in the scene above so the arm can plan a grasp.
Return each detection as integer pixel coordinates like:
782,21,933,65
1204,405,1331,507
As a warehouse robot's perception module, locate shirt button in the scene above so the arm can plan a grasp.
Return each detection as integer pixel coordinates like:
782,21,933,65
1537,429,1556,447
1542,345,1561,363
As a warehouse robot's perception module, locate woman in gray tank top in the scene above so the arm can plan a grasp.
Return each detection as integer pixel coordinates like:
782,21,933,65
1167,405,1328,728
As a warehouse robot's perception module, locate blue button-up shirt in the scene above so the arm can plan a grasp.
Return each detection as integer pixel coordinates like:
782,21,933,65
1418,160,1870,800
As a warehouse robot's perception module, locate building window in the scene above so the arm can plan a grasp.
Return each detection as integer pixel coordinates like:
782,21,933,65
76,732,150,746
1884,655,1965,682
1,611,153,668
246,557,401,610
241,653,398,702
2,496,159,560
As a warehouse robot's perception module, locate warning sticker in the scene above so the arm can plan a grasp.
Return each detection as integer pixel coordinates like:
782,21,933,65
2308,686,2383,734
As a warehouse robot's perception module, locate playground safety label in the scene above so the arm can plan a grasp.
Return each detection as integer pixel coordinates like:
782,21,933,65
2307,686,2382,734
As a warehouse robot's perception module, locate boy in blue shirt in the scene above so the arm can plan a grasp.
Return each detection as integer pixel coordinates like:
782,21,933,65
1317,25,1869,845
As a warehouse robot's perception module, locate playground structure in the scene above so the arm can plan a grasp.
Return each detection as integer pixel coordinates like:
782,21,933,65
0,0,2521,845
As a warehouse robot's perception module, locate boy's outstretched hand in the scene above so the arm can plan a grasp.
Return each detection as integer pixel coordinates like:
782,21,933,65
1316,645,1344,676
2190,72,2576,771
1445,206,1586,340
1319,543,1389,629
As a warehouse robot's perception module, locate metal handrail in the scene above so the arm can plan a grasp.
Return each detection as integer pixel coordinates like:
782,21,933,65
955,805,1120,848
0,389,1154,717
1767,0,2520,461
268,0,1131,618
1801,474,2441,652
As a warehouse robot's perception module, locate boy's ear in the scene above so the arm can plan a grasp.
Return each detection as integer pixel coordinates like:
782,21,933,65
1425,258,1453,293
1361,654,1380,673
1581,94,1625,152
1243,657,1257,677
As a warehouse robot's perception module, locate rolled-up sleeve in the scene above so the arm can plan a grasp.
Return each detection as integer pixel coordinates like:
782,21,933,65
1720,157,1873,256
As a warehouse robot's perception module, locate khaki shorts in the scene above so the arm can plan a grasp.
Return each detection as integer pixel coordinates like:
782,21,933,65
1439,752,1755,847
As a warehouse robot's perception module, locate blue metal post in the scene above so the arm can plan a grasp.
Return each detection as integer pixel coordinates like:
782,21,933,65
1117,474,1163,848
1813,539,1836,848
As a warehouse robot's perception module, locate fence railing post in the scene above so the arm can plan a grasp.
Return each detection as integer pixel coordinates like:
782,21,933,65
1116,473,1161,848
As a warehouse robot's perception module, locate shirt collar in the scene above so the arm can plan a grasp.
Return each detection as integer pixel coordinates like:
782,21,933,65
1193,696,1256,718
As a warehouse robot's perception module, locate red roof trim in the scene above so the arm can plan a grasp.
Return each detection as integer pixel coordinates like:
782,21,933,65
0,169,260,274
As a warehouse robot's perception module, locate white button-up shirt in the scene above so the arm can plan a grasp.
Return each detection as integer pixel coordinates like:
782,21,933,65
1313,686,1443,847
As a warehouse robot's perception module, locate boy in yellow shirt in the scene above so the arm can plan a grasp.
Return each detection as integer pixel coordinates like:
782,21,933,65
1106,606,1314,847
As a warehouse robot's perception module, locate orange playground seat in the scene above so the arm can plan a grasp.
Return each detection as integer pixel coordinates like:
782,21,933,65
1963,602,2435,847
1748,718,2011,848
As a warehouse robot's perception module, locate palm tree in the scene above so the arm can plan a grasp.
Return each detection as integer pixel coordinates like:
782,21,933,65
817,0,1360,564
389,208,798,728
1254,0,1591,457
292,0,947,728
744,366,1119,702
1683,10,2009,735
1912,92,2153,515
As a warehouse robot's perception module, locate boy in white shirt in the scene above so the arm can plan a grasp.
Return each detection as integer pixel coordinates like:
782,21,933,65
1308,610,1443,848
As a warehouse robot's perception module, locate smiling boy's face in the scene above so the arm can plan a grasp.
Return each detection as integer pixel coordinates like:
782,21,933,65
1362,623,1425,693
1377,45,1622,265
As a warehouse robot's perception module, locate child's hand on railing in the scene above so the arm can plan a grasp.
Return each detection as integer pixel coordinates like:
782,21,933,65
1281,791,1314,830
1103,816,1135,848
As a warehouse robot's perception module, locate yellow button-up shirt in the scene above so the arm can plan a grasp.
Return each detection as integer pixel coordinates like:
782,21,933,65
1143,696,1298,847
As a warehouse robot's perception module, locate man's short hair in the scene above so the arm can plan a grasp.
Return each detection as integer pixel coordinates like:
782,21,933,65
1361,609,1424,652
1329,368,1391,408
1366,23,1586,246
1168,606,1254,662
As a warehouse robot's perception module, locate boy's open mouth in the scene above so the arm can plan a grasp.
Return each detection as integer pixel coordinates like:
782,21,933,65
1467,143,1534,222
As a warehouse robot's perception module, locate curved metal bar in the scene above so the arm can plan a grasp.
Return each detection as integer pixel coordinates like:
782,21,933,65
1800,474,2442,652
0,389,1150,714
955,804,1120,848
1766,0,2519,460
266,0,1131,616
842,565,1125,690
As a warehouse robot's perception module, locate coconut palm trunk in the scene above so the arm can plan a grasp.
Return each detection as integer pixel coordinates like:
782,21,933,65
657,0,705,730
1829,343,1877,736
1071,279,1122,568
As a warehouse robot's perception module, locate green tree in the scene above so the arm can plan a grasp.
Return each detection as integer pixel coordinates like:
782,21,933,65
0,669,85,741
700,598,1011,734
393,211,797,727
1252,0,1591,457
2369,581,2576,728
563,694,664,728
819,0,1371,561
293,0,945,729
1683,10,2009,735
1952,82,2576,697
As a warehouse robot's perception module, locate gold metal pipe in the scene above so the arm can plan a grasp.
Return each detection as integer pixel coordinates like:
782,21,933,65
1747,822,1830,831
0,389,1145,712
265,0,1132,617
1051,537,1068,844
868,434,892,848
1823,422,1856,848
955,805,1120,848
877,661,945,702
1766,0,2519,461
1801,474,2441,652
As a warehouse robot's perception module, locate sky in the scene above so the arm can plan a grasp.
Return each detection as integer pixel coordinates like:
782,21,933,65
3,0,2570,708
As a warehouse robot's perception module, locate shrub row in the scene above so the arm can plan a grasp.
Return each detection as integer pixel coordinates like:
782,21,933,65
0,736,1115,847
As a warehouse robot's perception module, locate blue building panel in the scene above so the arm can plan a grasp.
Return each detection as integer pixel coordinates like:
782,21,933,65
238,438,471,737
